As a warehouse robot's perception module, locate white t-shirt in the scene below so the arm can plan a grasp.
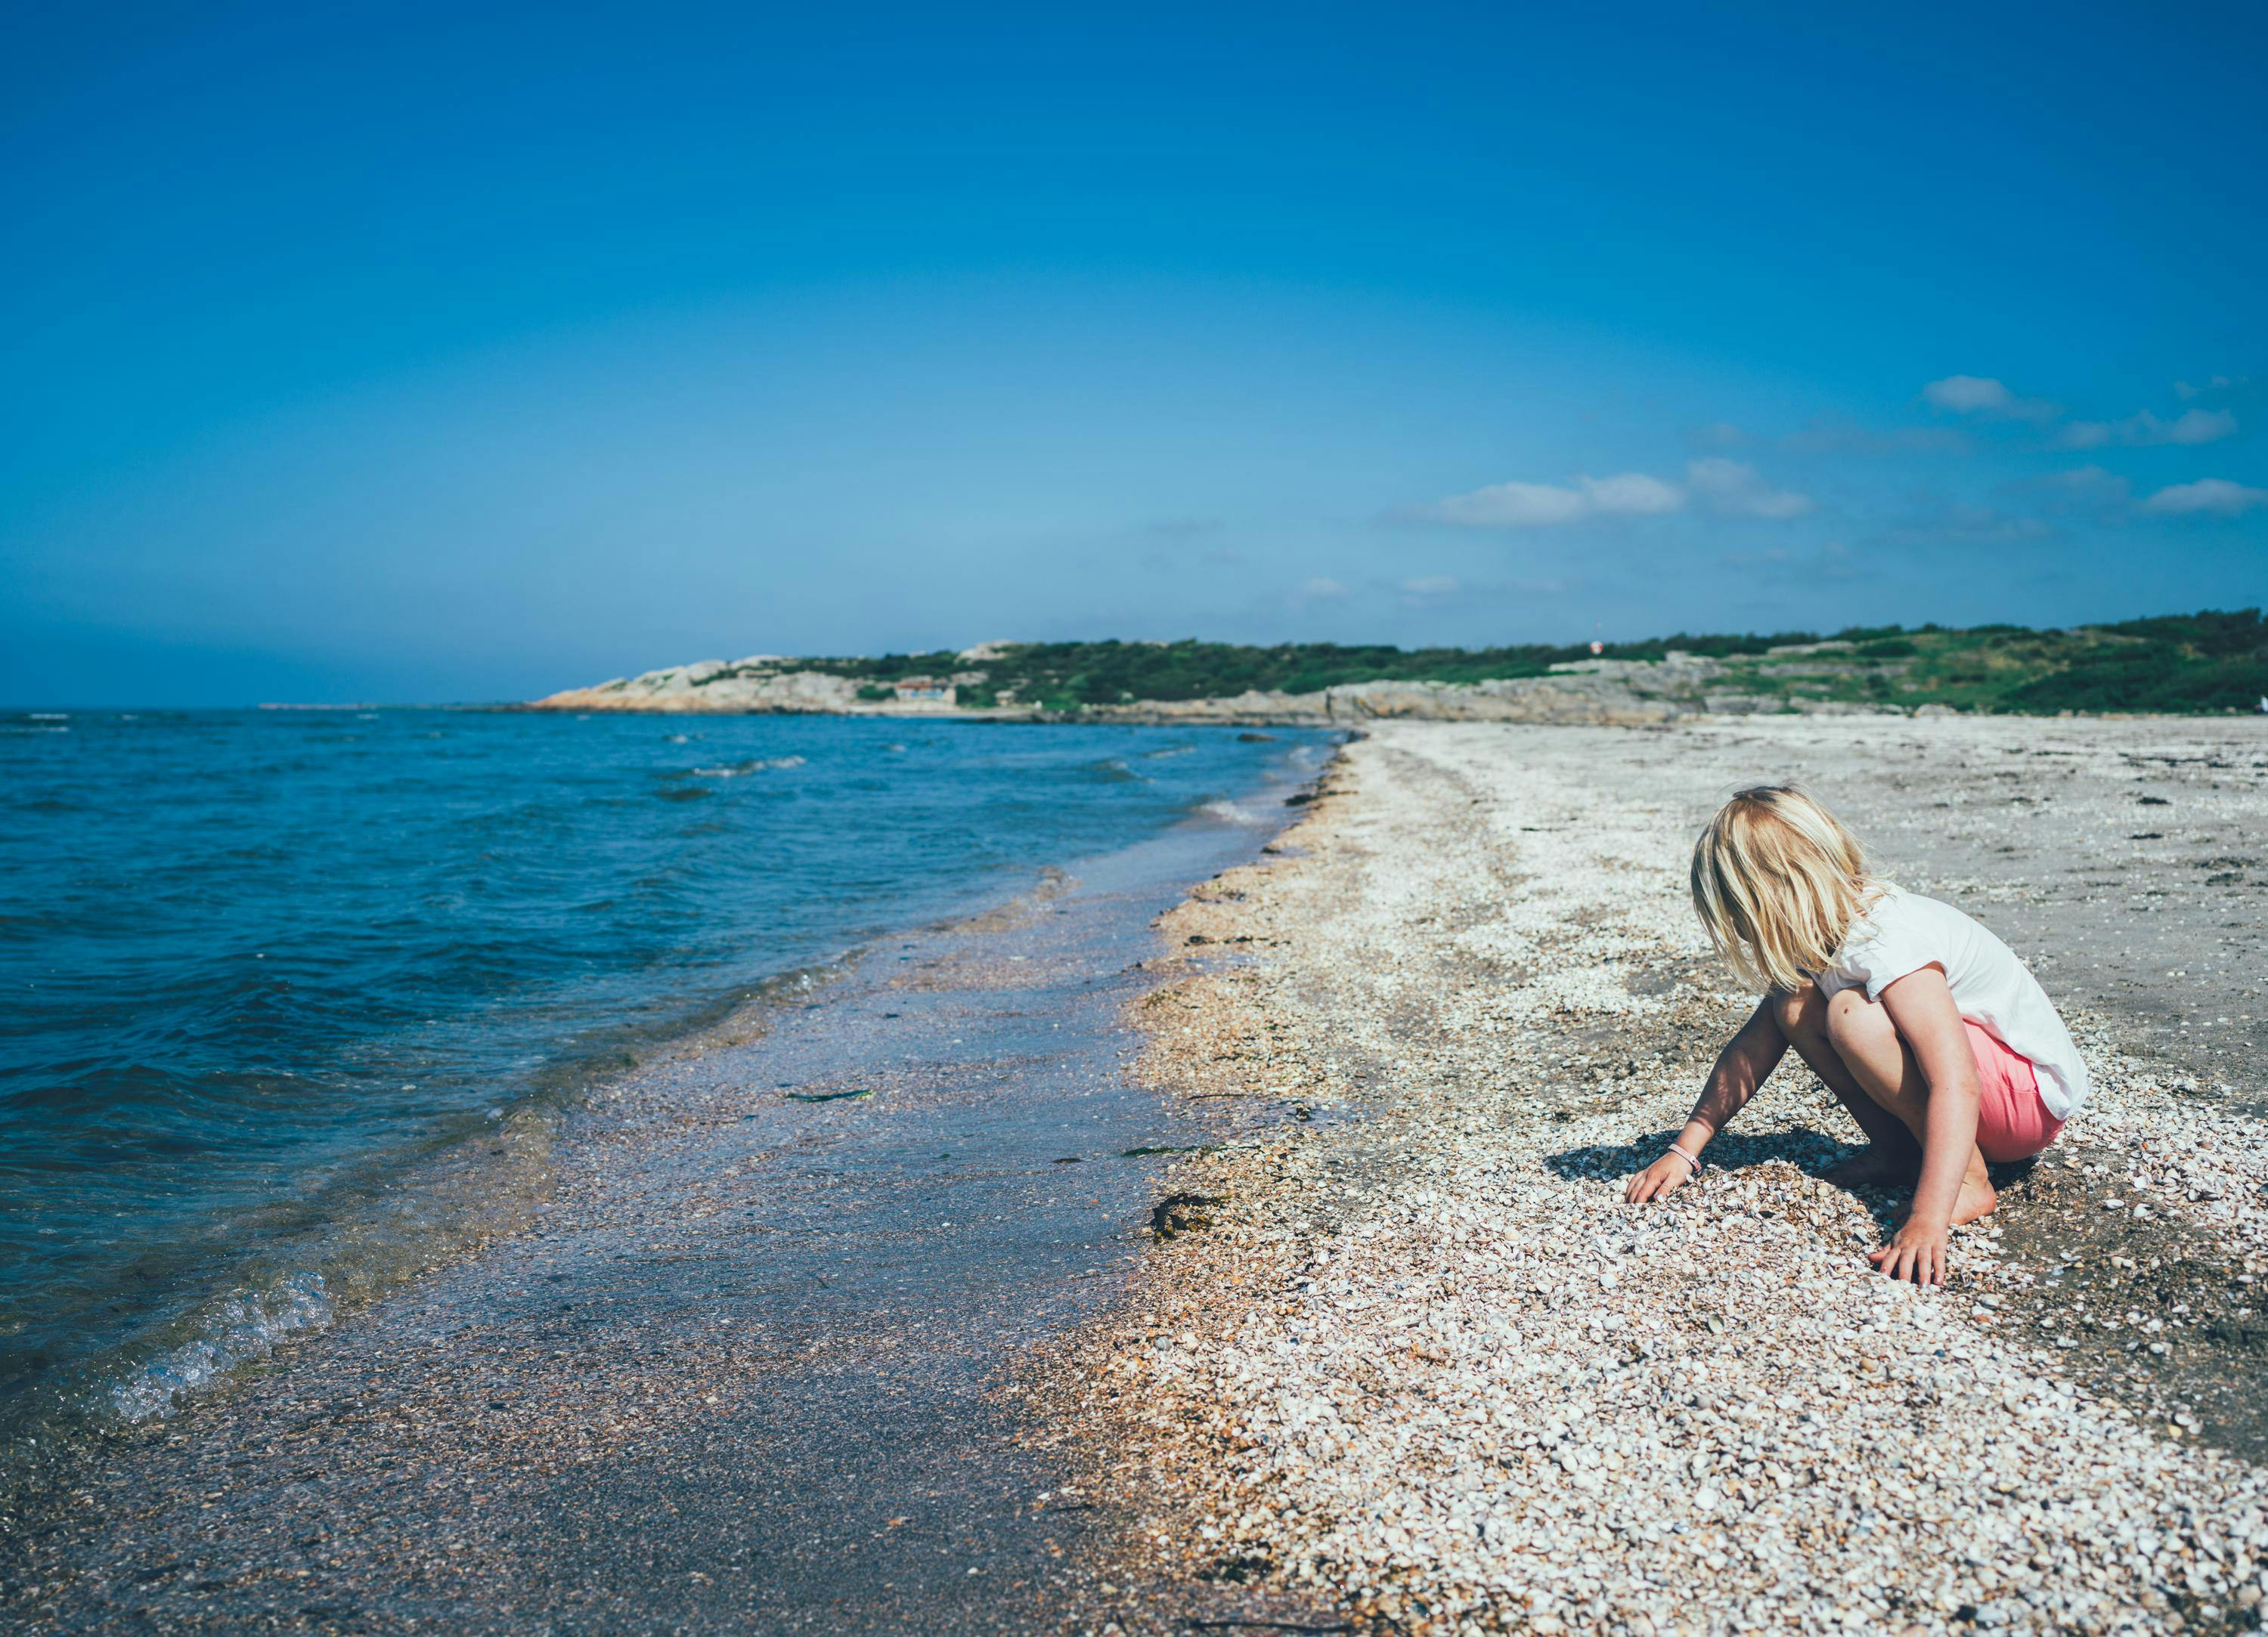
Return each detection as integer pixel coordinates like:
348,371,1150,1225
1815,888,2089,1119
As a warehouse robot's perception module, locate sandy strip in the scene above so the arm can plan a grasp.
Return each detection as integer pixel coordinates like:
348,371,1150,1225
1043,719,2268,1635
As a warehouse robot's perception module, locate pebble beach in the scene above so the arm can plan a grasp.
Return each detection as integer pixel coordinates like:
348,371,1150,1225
1042,716,2268,1635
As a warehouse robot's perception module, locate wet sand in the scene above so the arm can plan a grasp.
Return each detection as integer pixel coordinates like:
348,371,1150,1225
1041,716,2268,1634
0,804,1336,1633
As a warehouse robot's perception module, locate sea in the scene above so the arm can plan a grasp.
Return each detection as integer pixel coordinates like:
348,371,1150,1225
0,707,1326,1466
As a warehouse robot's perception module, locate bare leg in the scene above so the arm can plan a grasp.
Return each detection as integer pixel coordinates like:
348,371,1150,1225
1772,983,1921,1185
1823,989,1997,1225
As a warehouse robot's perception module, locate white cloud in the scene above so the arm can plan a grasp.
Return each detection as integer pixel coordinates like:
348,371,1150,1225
1684,457,1814,519
2137,478,2268,517
2062,407,2238,448
1923,376,2012,413
1298,576,1349,598
2175,375,2235,400
2034,466,2131,506
1424,480,1587,528
2139,407,2236,444
1399,574,1461,598
1885,498,2053,543
1421,472,1684,528
1690,421,1751,450
1580,472,1684,515
1922,375,2058,422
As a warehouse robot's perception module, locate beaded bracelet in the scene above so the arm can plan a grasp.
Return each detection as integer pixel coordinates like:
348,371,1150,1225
1660,1145,1707,1177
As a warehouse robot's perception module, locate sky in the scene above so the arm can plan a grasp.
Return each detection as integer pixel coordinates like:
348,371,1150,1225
2,2,2263,705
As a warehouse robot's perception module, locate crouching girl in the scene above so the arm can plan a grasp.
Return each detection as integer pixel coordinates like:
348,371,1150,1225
1624,784,2087,1286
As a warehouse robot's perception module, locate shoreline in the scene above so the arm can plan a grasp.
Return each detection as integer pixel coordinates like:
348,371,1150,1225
1,745,1325,1632
1036,717,2268,1633
8,950,867,1468
0,713,1321,1496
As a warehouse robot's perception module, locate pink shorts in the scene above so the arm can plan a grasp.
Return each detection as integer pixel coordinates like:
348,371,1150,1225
1967,1021,2062,1162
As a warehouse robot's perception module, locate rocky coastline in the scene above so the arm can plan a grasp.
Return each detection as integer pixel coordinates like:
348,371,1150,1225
528,650,1947,728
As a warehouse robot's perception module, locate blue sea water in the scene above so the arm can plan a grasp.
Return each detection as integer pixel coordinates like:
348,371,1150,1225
0,708,1321,1449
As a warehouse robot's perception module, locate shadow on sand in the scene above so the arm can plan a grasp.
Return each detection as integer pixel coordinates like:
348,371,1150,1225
1544,1125,1851,1184
1545,1127,2044,1238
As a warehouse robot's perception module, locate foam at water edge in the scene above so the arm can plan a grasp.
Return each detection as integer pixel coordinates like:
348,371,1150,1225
1197,799,1260,825
108,1273,335,1422
692,754,808,777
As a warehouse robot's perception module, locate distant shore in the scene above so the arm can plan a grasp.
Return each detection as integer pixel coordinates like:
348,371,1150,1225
527,614,2268,721
524,664,1929,729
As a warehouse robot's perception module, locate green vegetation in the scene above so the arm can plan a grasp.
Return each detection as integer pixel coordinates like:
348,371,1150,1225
1661,610,2267,714
2003,610,2268,713
696,609,2268,715
960,633,1815,707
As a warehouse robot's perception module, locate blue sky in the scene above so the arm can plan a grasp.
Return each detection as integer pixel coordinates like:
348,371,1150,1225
3,2,2263,704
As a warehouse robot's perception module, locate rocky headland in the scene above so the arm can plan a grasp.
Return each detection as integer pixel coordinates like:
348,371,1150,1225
528,617,2268,723
528,647,1932,728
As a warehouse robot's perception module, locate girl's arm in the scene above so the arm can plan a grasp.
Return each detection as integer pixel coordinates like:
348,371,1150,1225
1868,967,1981,1283
1625,997,1789,1202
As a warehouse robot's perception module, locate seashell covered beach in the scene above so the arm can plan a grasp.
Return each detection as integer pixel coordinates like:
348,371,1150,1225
1042,717,2268,1635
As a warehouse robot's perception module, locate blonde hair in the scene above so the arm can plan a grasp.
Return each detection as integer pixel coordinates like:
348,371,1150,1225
1689,784,1877,995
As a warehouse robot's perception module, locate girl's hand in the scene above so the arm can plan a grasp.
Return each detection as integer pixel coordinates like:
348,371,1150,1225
1868,1220,1949,1286
1625,1153,1696,1204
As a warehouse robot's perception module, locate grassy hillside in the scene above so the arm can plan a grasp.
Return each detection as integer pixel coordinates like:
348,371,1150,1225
779,609,2267,715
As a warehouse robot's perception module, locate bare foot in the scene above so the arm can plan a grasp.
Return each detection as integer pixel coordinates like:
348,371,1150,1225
1824,1143,1920,1187
1947,1173,1998,1225
1893,1173,1998,1226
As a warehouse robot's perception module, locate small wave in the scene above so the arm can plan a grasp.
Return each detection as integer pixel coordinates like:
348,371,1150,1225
1091,757,1145,782
938,864,1081,934
29,713,69,721
1139,744,1197,760
691,755,807,778
1196,798,1260,825
109,1273,334,1423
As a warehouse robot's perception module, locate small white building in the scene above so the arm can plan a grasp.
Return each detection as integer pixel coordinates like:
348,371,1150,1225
893,677,956,704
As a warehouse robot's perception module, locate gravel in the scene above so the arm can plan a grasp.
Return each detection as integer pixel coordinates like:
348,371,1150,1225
1041,717,2268,1635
